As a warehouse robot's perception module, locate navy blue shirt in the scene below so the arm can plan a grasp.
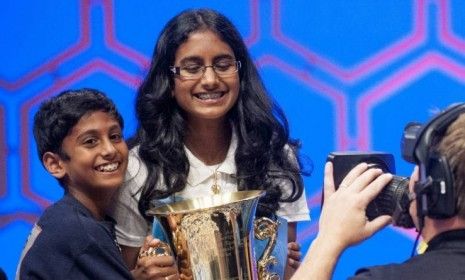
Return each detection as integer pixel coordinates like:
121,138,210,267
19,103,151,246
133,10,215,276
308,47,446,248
351,229,465,280
18,194,133,279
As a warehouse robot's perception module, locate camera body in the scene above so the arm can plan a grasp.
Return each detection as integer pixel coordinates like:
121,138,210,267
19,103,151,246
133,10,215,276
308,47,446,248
327,151,414,228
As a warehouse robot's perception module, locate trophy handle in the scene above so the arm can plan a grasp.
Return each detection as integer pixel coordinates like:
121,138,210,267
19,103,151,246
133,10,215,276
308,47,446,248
254,217,281,280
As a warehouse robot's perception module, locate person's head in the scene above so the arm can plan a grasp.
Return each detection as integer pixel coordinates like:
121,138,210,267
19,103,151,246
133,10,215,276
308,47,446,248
136,8,274,129
33,88,128,192
408,112,465,230
435,113,465,218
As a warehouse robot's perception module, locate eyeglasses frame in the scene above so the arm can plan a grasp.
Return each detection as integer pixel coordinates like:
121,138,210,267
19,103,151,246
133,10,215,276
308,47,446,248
169,60,241,80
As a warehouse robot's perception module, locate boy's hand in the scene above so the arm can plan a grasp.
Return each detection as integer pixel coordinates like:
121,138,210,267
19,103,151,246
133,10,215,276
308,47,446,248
132,236,179,280
284,241,302,279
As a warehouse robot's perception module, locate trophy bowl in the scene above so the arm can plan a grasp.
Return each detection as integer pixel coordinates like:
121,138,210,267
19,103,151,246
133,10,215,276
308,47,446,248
146,190,270,280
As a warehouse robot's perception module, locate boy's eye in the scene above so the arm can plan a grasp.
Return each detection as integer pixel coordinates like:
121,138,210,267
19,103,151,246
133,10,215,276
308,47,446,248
110,133,123,142
83,138,97,145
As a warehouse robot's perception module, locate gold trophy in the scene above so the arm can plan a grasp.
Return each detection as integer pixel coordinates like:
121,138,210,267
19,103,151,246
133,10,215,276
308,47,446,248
146,190,280,280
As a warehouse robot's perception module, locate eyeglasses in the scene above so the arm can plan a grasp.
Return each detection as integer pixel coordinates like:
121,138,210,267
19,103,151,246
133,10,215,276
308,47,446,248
170,60,241,80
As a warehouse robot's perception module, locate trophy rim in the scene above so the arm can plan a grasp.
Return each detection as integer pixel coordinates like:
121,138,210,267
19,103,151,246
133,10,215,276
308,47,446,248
145,190,265,216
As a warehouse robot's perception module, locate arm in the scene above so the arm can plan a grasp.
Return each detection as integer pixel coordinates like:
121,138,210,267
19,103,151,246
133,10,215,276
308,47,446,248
291,162,392,280
287,221,297,242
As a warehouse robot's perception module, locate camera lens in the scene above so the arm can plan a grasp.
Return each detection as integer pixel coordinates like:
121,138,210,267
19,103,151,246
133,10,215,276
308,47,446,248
366,175,414,228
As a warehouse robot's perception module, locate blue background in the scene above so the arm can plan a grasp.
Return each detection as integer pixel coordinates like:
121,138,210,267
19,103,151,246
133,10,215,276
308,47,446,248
2,1,465,279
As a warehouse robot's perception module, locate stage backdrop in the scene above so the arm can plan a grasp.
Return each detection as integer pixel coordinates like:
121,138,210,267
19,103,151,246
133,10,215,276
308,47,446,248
2,1,465,279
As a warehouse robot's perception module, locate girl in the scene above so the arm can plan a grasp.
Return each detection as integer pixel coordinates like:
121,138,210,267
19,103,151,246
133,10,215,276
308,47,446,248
112,8,310,279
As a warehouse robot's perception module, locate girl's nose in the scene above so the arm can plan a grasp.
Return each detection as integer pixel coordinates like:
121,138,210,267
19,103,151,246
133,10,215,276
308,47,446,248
200,66,219,87
101,138,117,158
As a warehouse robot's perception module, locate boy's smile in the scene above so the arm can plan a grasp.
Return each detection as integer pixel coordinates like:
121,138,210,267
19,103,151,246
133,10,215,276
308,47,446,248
58,111,128,194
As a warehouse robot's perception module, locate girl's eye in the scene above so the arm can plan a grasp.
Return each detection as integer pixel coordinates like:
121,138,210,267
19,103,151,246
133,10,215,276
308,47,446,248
182,65,203,74
214,61,233,71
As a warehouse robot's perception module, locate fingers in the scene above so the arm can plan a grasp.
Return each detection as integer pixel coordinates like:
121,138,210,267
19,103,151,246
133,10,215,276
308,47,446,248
359,173,393,205
367,215,392,234
287,257,301,270
287,242,301,261
339,163,391,196
179,273,193,280
288,241,301,251
342,166,393,213
141,235,160,251
287,242,302,269
339,162,369,190
135,255,178,279
137,255,175,268
323,162,336,200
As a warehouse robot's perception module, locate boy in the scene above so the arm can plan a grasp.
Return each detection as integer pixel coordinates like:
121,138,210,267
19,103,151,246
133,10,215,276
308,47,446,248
17,88,132,279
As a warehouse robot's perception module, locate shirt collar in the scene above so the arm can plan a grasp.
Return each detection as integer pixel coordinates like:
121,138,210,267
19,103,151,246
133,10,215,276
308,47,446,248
425,229,465,252
185,129,237,187
63,193,116,226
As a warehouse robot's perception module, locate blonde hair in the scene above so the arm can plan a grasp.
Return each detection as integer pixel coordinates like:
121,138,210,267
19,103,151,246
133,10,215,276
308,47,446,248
437,113,465,218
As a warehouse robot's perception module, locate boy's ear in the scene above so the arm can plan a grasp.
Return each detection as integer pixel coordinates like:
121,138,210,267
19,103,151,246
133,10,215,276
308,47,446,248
42,152,66,179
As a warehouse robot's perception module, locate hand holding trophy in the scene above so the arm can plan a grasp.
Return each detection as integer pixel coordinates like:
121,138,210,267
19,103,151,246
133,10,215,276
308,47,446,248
133,236,179,280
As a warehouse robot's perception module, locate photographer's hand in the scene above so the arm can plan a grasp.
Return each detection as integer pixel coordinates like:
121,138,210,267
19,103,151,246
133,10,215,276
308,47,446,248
319,162,393,248
291,162,392,280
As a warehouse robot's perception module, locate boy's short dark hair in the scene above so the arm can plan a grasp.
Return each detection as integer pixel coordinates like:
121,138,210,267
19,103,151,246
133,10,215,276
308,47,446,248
33,88,124,162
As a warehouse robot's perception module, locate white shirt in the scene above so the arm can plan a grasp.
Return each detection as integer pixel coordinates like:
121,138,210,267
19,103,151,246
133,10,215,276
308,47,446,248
111,132,310,247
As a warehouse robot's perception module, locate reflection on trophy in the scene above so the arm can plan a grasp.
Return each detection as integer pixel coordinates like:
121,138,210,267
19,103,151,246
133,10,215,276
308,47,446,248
146,190,281,280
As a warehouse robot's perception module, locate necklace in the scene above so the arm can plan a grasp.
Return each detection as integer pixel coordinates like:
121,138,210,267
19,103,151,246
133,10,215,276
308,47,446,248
210,163,222,194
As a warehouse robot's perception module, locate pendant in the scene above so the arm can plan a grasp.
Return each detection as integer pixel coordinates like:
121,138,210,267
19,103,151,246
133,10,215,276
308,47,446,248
211,184,221,194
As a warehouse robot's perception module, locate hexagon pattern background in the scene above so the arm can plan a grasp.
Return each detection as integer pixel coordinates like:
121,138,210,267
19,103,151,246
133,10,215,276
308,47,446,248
2,1,465,279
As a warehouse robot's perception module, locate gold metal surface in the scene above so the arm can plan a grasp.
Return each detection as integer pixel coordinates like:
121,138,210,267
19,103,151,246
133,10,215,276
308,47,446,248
146,190,268,280
254,217,280,280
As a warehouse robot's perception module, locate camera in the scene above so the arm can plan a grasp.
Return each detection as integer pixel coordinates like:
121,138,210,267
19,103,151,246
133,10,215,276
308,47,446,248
327,151,414,228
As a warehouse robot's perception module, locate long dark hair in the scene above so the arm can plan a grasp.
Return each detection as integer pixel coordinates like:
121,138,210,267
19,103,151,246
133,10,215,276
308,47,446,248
134,9,307,221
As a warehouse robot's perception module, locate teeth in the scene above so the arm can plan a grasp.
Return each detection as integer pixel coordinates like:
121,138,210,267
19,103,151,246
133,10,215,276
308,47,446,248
97,162,119,172
196,93,222,100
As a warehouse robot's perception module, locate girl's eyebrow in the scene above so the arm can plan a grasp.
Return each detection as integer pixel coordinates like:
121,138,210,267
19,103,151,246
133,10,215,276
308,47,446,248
178,54,235,65
213,54,235,62
178,56,203,65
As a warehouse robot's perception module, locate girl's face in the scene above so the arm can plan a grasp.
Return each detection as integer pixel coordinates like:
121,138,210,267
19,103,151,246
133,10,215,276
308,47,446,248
171,30,240,124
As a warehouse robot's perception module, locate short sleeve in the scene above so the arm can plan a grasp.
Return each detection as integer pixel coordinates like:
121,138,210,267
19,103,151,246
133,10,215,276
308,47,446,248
275,144,311,222
111,148,151,247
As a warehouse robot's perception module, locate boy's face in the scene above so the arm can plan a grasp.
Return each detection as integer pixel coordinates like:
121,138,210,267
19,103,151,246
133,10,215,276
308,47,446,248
56,111,128,193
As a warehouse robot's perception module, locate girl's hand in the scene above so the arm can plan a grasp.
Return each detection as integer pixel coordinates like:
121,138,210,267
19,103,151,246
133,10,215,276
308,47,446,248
284,241,302,279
